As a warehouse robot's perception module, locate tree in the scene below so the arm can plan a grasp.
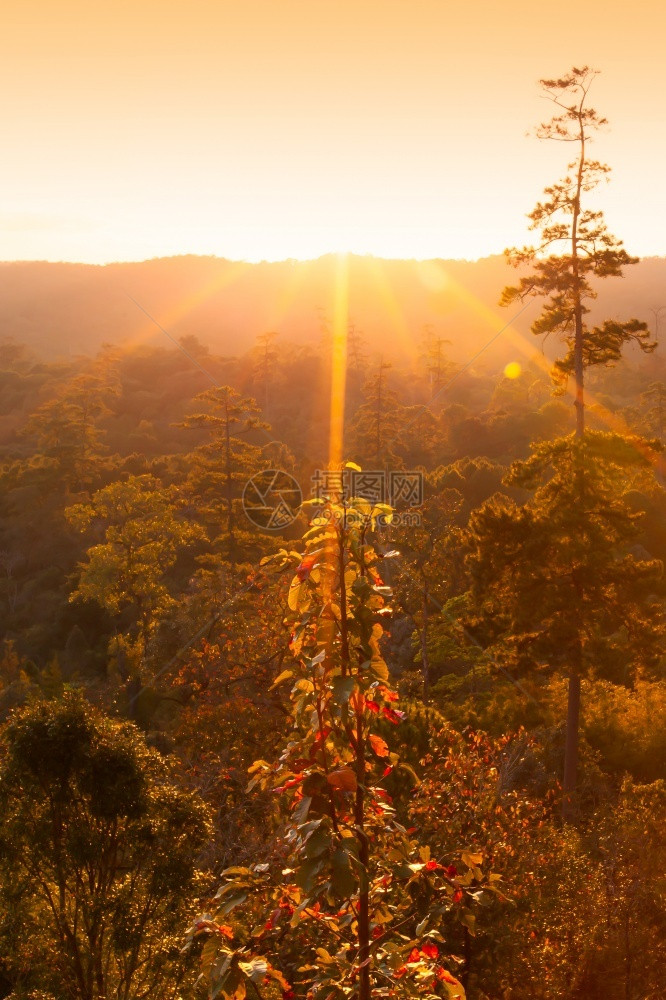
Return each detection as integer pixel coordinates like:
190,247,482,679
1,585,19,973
465,431,664,814
187,474,497,1000
351,361,405,468
640,380,666,441
499,67,656,813
253,331,280,417
421,327,453,402
66,474,204,663
347,322,368,374
393,485,463,701
501,67,654,433
179,385,269,563
0,693,210,1000
593,778,666,999
22,352,120,493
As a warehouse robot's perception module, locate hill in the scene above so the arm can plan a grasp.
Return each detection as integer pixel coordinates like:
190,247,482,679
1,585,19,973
1,253,665,365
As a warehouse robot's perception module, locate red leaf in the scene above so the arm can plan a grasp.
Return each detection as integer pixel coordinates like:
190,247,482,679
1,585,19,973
422,942,439,960
369,734,390,757
350,691,365,713
295,551,320,581
381,706,405,724
436,968,460,986
327,767,357,792
408,947,421,963
425,860,442,871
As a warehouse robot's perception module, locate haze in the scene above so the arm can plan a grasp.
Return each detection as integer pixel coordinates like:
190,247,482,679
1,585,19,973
2,0,665,264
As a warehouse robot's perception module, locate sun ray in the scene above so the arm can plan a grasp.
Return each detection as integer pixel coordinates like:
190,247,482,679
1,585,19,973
328,253,349,470
415,260,662,471
264,258,310,334
450,269,661,468
364,257,422,364
123,260,251,351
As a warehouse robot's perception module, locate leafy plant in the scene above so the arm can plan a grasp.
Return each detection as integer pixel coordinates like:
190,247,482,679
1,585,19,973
188,473,499,1000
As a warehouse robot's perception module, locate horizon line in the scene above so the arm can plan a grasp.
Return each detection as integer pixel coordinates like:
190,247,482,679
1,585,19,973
2,248,666,269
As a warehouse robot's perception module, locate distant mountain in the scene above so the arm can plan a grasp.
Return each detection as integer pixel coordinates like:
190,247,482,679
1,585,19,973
1,253,664,366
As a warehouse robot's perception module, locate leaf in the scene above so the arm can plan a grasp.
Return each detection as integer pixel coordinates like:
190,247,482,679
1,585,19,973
331,846,357,899
439,969,465,998
369,734,389,757
369,657,389,682
266,967,291,991
288,577,304,611
461,851,483,868
240,958,269,983
345,461,362,472
295,856,324,893
332,675,357,705
326,767,357,792
293,795,312,824
304,826,331,859
216,891,248,915
269,669,294,691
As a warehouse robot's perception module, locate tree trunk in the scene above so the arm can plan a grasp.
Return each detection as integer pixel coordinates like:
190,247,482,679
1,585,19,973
562,670,581,819
563,107,586,819
420,586,430,703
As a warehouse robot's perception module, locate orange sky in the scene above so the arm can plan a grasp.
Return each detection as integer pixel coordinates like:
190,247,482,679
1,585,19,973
2,0,665,264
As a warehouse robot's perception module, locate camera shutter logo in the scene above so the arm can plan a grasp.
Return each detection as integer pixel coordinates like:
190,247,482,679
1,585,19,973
242,470,302,529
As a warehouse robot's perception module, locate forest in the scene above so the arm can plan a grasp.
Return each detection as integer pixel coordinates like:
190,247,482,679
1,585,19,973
1,68,665,1000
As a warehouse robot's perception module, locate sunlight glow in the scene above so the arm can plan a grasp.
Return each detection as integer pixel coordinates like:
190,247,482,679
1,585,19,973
125,262,251,351
328,254,349,470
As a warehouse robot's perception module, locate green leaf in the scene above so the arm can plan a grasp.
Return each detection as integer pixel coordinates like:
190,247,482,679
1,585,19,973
331,846,357,900
331,675,357,705
369,657,389,682
269,669,294,691
295,856,324,893
304,826,331,859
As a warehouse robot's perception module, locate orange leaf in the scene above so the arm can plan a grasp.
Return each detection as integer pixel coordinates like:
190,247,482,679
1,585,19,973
350,691,365,713
326,767,357,792
369,734,390,758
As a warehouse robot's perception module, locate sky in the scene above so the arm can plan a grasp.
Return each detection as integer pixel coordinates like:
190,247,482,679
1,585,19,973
2,0,665,264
